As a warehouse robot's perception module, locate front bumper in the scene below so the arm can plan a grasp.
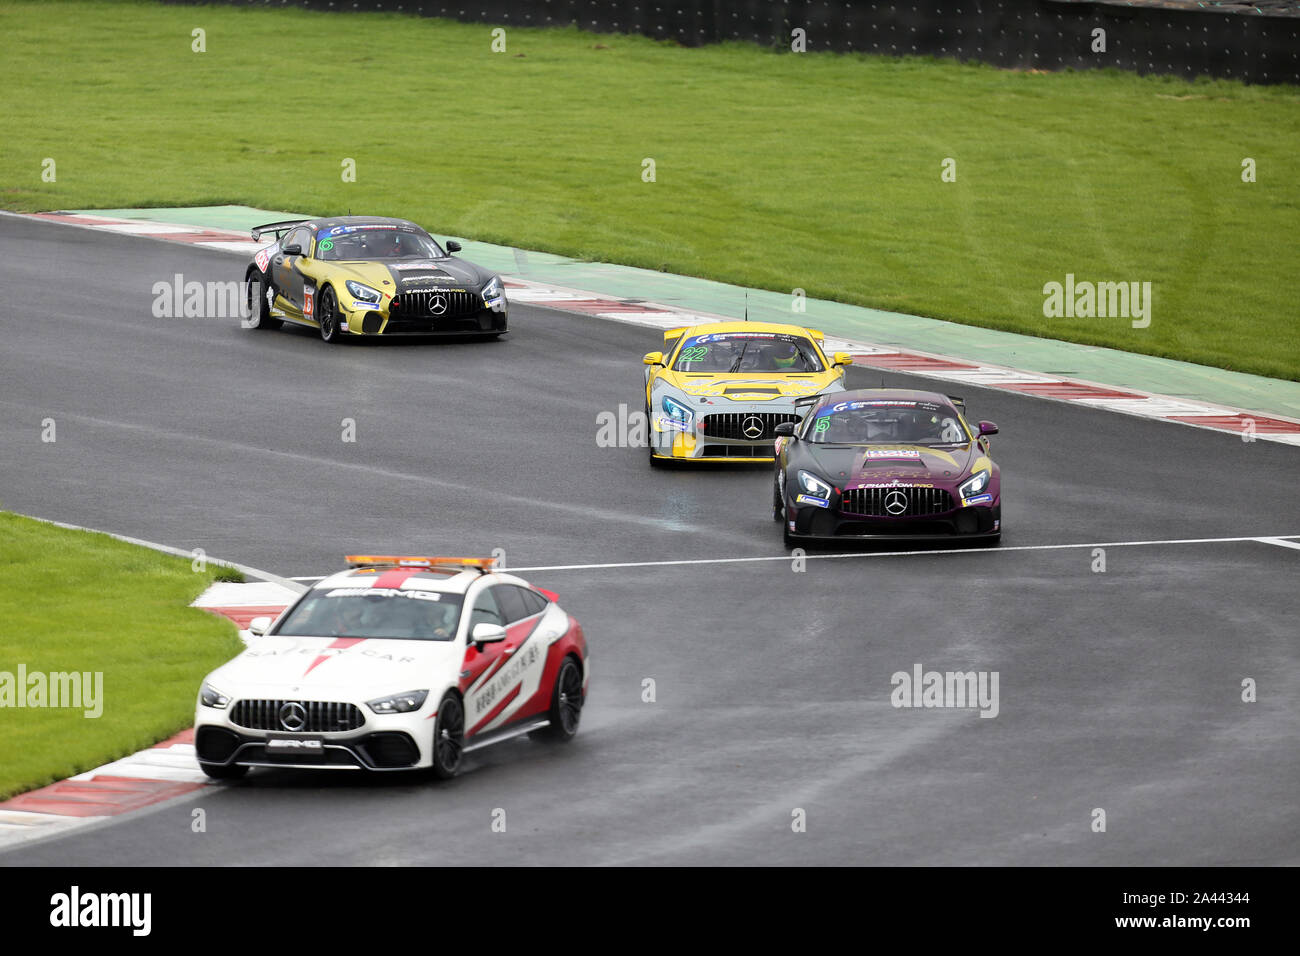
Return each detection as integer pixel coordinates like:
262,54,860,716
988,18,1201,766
785,496,1002,541
195,700,435,772
649,407,802,462
343,301,507,336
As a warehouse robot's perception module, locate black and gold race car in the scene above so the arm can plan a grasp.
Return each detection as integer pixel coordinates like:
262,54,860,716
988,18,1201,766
243,216,508,341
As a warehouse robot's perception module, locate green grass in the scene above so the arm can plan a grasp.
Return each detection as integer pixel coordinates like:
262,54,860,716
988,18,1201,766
0,511,242,800
2,1,1298,379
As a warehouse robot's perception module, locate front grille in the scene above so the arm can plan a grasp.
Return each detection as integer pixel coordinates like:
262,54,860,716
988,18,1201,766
230,699,365,733
840,486,955,517
391,289,482,318
701,412,799,442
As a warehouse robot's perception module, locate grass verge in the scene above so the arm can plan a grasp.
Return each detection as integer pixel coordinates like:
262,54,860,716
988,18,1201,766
2,1,1298,379
0,511,242,800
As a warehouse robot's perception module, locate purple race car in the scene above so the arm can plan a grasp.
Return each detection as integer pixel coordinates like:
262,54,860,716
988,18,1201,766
772,389,1001,545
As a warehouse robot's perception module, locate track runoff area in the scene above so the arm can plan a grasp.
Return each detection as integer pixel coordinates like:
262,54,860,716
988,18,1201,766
0,213,1293,922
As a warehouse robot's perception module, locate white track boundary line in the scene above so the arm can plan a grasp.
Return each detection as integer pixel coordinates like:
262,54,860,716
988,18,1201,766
1255,536,1300,552
505,533,1300,573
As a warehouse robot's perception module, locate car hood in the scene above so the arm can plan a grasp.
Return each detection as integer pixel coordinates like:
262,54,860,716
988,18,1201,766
324,258,489,295
207,634,461,697
662,371,841,402
805,442,980,487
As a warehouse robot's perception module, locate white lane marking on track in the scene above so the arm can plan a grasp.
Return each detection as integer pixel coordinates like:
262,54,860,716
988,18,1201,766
509,534,1300,572
1255,537,1300,551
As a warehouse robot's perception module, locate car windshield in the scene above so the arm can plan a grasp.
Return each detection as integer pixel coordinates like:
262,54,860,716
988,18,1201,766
806,400,969,445
273,588,464,641
314,226,444,262
672,332,824,373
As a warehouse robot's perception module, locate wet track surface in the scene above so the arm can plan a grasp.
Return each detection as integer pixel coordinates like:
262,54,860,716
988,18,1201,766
1,215,1297,864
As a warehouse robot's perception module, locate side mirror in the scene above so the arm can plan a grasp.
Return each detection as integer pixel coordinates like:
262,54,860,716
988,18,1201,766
643,351,665,367
773,421,797,437
247,616,273,637
445,240,462,253
832,351,854,367
978,421,999,437
471,622,507,647
281,243,302,256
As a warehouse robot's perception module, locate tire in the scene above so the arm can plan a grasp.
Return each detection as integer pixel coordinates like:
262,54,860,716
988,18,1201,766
317,285,343,343
773,473,785,522
244,272,282,330
430,691,465,779
199,762,248,780
534,656,584,743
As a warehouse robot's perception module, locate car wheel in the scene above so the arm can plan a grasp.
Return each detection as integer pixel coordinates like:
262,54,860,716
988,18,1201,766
773,473,785,522
532,656,584,743
431,691,465,779
317,286,343,344
199,762,248,780
244,272,282,330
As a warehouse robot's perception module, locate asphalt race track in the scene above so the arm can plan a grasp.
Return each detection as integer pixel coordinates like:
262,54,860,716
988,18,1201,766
1,214,1296,865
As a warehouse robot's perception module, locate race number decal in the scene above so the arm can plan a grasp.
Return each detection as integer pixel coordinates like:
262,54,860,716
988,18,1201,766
303,286,314,320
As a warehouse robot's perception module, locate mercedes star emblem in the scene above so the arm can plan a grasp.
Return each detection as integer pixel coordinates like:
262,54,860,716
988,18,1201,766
884,490,909,515
741,416,765,440
430,294,447,315
279,701,307,731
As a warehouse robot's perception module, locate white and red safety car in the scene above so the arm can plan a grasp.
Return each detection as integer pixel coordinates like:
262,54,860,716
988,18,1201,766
194,556,589,780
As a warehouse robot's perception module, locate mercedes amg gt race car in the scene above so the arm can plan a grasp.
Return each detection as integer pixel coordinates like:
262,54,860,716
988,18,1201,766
643,321,852,464
194,556,588,780
242,216,508,341
773,389,1002,545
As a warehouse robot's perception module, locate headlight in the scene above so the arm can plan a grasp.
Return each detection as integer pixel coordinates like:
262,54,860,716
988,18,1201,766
661,394,694,431
482,276,505,308
345,280,381,304
199,682,230,709
366,689,429,715
798,470,833,499
958,469,991,499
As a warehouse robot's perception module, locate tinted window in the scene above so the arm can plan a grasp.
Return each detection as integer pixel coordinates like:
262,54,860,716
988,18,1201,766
494,586,529,624
518,588,549,617
284,227,311,255
468,588,504,629
273,589,462,641
804,399,968,445
673,332,824,373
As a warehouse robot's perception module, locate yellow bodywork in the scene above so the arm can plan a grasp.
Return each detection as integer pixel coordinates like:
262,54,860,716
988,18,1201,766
645,320,850,463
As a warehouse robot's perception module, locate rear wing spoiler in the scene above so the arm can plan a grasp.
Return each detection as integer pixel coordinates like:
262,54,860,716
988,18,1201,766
251,219,310,241
947,395,966,409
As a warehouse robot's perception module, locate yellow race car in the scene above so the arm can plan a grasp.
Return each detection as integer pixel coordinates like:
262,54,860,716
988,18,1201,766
244,216,507,342
643,321,853,464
